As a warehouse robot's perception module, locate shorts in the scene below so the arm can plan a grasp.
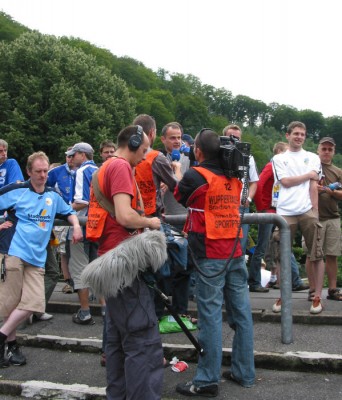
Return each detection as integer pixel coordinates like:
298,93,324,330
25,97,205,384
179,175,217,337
53,226,69,254
302,218,341,257
68,240,98,290
273,209,323,262
0,255,45,317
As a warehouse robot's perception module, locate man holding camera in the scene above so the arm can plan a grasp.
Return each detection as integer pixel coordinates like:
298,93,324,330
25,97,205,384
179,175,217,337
174,129,255,397
223,125,259,257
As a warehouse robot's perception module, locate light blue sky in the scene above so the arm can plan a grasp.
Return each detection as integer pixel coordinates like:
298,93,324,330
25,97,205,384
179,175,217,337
1,0,341,117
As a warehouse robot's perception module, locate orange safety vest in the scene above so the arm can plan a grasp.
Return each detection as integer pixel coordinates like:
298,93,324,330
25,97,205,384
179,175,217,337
135,150,159,216
86,157,142,242
193,167,242,240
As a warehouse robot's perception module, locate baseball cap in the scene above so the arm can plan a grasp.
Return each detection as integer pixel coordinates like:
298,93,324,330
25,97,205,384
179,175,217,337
182,134,194,145
65,142,94,156
319,137,336,145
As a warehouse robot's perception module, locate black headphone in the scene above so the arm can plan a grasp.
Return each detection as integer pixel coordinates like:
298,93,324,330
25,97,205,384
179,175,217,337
128,125,144,151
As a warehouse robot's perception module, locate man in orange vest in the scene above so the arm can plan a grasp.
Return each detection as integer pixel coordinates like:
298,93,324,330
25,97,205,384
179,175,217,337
174,129,255,397
134,114,179,217
89,125,162,400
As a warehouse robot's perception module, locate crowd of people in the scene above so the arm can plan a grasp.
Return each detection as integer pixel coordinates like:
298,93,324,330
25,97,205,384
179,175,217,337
0,119,341,398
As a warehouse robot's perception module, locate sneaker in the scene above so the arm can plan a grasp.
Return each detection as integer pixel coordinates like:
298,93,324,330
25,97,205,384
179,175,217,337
292,283,310,291
222,370,254,388
249,286,269,293
34,312,53,322
0,342,10,368
310,296,323,314
272,298,281,313
62,284,73,294
72,310,95,325
7,344,26,366
176,381,218,397
266,281,278,288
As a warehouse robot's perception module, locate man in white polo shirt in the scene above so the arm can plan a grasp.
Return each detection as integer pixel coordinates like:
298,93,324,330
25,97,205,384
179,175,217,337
272,121,324,314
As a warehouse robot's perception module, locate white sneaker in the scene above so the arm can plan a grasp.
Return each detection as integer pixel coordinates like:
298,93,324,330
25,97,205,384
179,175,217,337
272,298,281,313
35,313,53,321
310,297,323,314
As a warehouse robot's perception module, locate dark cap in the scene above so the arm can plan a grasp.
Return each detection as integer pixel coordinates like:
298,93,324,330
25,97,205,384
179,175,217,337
182,134,194,145
65,142,94,156
319,137,336,146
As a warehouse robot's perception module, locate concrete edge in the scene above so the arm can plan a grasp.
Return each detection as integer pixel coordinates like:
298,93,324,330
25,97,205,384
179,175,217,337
46,301,342,325
0,379,106,399
16,334,342,373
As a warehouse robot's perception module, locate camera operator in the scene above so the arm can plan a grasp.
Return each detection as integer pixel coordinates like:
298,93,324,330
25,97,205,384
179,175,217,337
174,129,255,397
223,124,259,254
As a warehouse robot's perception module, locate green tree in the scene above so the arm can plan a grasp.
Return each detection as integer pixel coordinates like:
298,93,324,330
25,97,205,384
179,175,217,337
0,12,29,42
267,103,299,133
0,31,135,167
298,109,325,141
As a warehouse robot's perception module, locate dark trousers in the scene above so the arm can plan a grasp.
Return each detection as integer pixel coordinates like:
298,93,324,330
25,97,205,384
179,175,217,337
106,279,163,400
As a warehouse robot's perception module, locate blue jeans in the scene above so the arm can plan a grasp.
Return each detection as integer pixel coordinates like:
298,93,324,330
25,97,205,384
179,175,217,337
249,223,273,289
193,256,255,388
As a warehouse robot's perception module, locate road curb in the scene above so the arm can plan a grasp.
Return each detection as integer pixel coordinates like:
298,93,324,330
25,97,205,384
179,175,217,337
17,334,342,373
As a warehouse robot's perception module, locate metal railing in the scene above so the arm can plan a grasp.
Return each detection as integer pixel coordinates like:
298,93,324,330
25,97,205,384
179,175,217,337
164,213,293,344
2,213,293,344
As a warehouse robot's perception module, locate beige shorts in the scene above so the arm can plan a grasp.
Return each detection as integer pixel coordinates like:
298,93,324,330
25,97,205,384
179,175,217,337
302,218,341,257
273,209,324,262
53,226,69,254
0,255,45,318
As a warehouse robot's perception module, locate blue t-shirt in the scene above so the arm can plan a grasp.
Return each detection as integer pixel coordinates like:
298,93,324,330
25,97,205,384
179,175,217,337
0,158,24,216
0,158,24,188
47,163,75,205
0,181,76,268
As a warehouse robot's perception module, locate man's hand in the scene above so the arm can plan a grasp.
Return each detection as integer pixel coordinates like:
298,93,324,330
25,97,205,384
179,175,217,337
147,217,161,230
71,225,83,244
0,221,13,231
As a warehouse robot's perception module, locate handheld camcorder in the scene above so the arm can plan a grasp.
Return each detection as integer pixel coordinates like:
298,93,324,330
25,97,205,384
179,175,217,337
219,135,250,179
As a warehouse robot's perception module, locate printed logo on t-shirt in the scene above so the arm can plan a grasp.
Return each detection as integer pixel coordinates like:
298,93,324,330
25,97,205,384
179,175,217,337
28,209,51,229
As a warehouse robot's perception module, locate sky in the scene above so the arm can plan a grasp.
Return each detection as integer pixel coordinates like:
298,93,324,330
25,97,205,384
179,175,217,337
1,0,341,118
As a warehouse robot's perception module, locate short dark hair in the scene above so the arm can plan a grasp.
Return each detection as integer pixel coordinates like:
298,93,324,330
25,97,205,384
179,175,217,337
100,140,116,153
195,129,220,160
117,125,142,151
161,122,183,137
287,121,306,134
133,114,156,135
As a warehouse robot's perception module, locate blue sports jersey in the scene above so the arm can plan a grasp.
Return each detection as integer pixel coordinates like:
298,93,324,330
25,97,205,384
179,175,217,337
47,163,75,204
73,160,98,217
0,159,24,188
0,158,24,216
0,181,76,268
